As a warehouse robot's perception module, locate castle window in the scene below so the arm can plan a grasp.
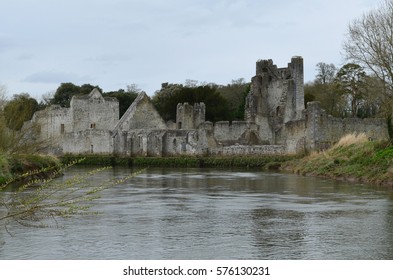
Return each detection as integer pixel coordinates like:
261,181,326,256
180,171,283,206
90,123,96,129
60,124,65,134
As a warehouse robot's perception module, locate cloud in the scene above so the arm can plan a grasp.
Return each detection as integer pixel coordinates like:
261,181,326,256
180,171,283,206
1,0,382,98
85,53,133,62
17,53,34,60
23,71,93,84
0,34,14,53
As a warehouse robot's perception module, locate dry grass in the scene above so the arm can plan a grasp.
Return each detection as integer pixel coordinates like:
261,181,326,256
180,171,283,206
333,133,368,148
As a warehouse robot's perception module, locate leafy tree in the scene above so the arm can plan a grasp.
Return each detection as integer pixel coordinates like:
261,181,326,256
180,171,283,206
305,82,346,117
335,63,368,117
52,82,140,118
359,75,385,118
305,62,347,117
306,62,382,118
152,83,231,122
189,86,231,122
52,83,102,107
304,90,316,106
3,93,39,130
80,84,101,95
52,82,80,107
104,84,140,118
0,114,10,153
217,78,250,120
152,83,185,121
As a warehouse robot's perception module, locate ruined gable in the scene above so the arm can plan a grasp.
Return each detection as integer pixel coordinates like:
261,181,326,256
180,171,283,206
71,88,119,131
88,88,104,100
113,92,167,131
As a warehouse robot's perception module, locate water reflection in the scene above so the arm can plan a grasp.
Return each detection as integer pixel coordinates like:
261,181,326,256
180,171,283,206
1,167,393,259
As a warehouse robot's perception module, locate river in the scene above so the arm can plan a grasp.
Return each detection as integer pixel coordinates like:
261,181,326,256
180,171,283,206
1,167,393,259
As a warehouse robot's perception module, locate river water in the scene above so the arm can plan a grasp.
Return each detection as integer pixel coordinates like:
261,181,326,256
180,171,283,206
1,167,393,259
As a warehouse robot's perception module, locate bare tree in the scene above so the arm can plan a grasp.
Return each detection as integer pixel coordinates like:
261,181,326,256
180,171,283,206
126,83,142,94
343,0,393,93
315,62,337,84
343,0,393,139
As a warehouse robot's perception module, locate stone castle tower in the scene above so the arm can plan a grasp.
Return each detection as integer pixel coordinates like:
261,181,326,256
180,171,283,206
244,56,305,144
176,102,206,129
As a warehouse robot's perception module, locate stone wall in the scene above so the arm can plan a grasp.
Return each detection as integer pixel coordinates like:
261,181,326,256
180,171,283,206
305,102,387,150
113,129,203,157
28,105,72,140
71,89,119,132
162,130,200,156
284,119,307,154
62,130,114,154
210,145,286,156
22,58,391,157
213,121,260,144
288,56,305,119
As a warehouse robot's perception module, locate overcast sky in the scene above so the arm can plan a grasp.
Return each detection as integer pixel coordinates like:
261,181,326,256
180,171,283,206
0,0,380,99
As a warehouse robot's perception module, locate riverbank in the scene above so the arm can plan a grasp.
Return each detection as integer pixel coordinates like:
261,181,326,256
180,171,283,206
60,154,297,169
0,153,60,185
5,134,393,188
282,133,393,188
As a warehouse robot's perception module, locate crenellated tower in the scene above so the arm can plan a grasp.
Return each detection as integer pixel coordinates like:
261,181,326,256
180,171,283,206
244,56,305,144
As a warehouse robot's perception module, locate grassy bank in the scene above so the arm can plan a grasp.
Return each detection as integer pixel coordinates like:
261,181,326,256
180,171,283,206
60,154,296,169
5,136,393,188
283,133,393,187
0,153,60,185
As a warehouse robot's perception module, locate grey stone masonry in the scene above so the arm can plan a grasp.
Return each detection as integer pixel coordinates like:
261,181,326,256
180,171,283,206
23,57,390,156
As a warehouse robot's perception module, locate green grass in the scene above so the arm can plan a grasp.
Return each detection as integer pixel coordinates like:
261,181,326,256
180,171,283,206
0,153,10,184
283,139,393,186
60,154,296,169
0,152,61,186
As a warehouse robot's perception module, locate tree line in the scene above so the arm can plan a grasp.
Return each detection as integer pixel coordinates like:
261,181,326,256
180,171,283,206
305,62,383,118
0,79,250,133
304,0,393,137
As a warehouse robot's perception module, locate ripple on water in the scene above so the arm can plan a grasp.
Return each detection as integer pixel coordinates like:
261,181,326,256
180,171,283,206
1,167,392,260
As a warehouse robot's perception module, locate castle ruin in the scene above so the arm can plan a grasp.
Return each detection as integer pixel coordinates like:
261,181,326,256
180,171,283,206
23,56,389,156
